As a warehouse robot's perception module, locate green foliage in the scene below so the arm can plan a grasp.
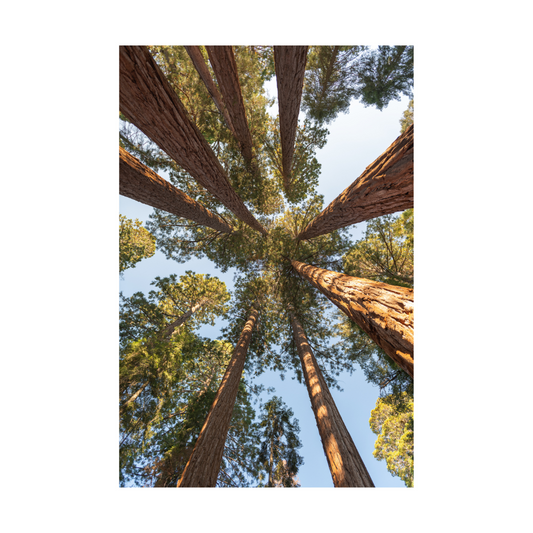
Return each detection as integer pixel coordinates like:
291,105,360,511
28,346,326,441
119,215,156,274
343,209,414,288
369,392,414,487
302,46,365,124
257,396,304,487
353,46,414,111
400,99,414,133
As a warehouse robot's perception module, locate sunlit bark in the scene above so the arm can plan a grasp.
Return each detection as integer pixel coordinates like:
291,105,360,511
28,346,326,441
274,46,308,192
290,312,374,487
177,309,258,487
292,260,414,378
205,46,255,168
119,45,266,235
120,146,233,234
297,124,413,240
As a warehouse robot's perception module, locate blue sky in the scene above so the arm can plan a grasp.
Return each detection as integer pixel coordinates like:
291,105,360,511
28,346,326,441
120,74,412,488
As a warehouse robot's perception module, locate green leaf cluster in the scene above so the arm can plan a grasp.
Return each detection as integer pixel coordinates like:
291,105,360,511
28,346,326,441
119,215,156,274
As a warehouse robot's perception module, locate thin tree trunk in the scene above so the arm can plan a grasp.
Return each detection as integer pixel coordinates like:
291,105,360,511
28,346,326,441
120,146,232,234
292,260,414,378
177,308,259,487
205,46,255,167
296,124,414,240
184,46,237,139
119,46,267,235
274,46,308,192
290,312,375,487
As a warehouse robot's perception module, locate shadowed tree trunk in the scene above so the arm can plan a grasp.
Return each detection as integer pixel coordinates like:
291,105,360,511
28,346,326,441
177,308,259,487
184,46,237,139
291,260,414,378
120,146,233,234
274,46,308,192
290,312,374,487
119,45,267,235
205,46,255,168
297,124,413,240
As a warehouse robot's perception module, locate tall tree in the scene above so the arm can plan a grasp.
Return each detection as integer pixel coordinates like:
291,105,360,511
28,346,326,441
297,124,413,240
400,99,414,133
257,396,304,487
369,392,414,487
302,46,364,124
119,45,267,235
120,146,233,234
205,46,255,168
290,311,374,487
178,307,259,487
291,260,414,378
119,215,156,274
274,46,308,192
353,46,414,111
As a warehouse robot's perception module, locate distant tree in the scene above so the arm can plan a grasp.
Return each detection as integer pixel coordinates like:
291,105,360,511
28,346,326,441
257,396,303,487
119,215,156,274
302,46,364,124
343,209,413,288
353,46,413,110
400,99,414,133
369,392,414,487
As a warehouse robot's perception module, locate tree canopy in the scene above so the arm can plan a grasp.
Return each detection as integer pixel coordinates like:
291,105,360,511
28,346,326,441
119,214,156,274
119,44,414,487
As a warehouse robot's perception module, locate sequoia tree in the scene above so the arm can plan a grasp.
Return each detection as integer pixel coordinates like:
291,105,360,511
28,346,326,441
119,45,267,235
119,215,156,274
178,308,259,487
297,124,414,240
291,260,414,378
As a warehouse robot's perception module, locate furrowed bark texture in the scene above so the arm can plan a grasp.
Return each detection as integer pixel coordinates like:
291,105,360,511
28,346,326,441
177,308,259,487
120,147,232,234
290,313,374,487
274,46,308,191
292,260,414,378
297,124,414,240
184,46,237,139
119,46,266,235
205,46,254,166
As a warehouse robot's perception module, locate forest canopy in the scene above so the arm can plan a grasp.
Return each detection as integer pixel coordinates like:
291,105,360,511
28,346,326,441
119,45,414,488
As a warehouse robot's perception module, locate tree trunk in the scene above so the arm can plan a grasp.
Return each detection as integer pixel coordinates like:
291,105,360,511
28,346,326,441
184,46,237,139
119,46,267,235
177,308,259,487
274,46,308,192
205,46,255,167
291,260,414,378
120,146,233,234
296,124,414,241
290,312,374,487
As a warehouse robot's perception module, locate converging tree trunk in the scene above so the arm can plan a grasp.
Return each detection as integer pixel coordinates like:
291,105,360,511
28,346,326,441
297,124,413,240
184,46,237,139
205,46,255,167
119,46,267,235
274,46,308,192
120,146,233,234
290,312,374,487
177,308,259,487
292,260,414,378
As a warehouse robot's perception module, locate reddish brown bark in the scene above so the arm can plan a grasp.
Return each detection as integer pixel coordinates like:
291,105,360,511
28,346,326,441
292,260,414,378
120,146,232,234
274,46,308,192
119,46,266,235
290,312,374,487
297,124,414,240
177,308,259,487
205,46,254,166
184,46,237,139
